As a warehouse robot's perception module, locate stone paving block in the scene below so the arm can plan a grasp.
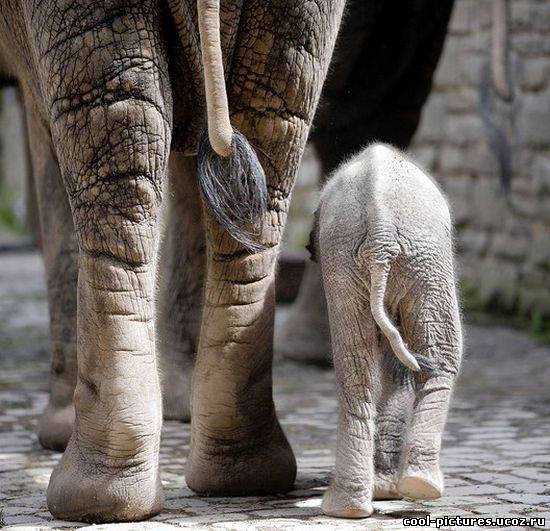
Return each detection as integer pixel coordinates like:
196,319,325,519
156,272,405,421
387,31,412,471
2,515,47,525
89,523,182,531
507,482,550,494
462,472,537,485
46,522,84,529
513,469,550,481
472,503,535,514
498,493,550,505
440,495,514,506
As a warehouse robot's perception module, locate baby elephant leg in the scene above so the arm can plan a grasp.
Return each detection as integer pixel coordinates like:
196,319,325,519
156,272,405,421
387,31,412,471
374,362,414,499
397,283,462,500
321,277,381,518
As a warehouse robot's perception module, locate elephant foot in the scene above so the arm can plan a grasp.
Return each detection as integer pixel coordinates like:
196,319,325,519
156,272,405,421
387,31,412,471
321,484,374,519
373,473,402,500
38,403,74,452
161,371,191,422
397,464,444,501
186,419,296,496
47,438,163,523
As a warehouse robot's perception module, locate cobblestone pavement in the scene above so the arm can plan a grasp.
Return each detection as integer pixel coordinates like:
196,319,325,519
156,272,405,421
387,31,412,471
1,251,550,530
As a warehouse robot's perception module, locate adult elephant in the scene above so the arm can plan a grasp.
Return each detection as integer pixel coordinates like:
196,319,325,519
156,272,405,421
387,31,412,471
0,0,345,522
277,0,456,364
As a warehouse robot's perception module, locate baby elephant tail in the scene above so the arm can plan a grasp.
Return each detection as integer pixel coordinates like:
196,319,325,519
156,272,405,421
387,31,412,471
369,266,421,372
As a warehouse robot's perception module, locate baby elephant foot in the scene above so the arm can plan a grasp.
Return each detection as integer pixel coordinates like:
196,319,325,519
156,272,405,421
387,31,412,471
186,419,296,496
321,483,374,519
38,403,74,452
47,438,163,522
397,464,444,501
373,473,402,500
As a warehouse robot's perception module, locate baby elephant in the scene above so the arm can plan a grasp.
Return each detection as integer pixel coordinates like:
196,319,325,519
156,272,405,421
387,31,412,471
313,144,463,518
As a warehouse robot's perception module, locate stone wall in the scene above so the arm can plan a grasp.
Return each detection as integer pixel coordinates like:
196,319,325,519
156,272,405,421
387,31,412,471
410,0,550,324
285,0,550,327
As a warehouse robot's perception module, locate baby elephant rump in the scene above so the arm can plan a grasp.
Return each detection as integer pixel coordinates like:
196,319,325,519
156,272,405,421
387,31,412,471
314,144,463,518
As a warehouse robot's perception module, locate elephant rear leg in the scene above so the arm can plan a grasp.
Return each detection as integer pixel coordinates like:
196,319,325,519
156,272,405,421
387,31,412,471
31,3,172,522
185,0,346,497
276,258,332,365
396,284,462,500
158,153,205,421
23,93,78,452
374,352,414,499
321,279,380,518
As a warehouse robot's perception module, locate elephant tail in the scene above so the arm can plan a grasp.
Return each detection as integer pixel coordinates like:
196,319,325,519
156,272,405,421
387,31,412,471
196,0,268,251
369,265,422,372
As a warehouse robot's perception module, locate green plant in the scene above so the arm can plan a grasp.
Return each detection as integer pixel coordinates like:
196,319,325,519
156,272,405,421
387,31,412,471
459,279,550,345
0,181,25,234
530,311,550,343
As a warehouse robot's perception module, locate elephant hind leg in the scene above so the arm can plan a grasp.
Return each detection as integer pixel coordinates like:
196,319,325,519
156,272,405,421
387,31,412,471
396,283,462,500
373,348,414,500
185,0,346,498
275,260,332,365
320,272,381,518
22,91,78,452
158,153,205,422
34,3,172,522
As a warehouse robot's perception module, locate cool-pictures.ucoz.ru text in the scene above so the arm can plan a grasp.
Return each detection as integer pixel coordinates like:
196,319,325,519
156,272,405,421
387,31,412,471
403,515,546,528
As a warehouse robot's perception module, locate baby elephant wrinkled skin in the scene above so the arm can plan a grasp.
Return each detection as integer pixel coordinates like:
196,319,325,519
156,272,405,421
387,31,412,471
314,144,463,518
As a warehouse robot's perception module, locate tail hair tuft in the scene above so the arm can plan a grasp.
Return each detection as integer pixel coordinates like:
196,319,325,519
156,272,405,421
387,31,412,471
198,128,269,252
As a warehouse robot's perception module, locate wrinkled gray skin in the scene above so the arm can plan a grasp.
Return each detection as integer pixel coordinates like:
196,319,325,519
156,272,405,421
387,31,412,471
315,144,462,518
0,0,345,522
